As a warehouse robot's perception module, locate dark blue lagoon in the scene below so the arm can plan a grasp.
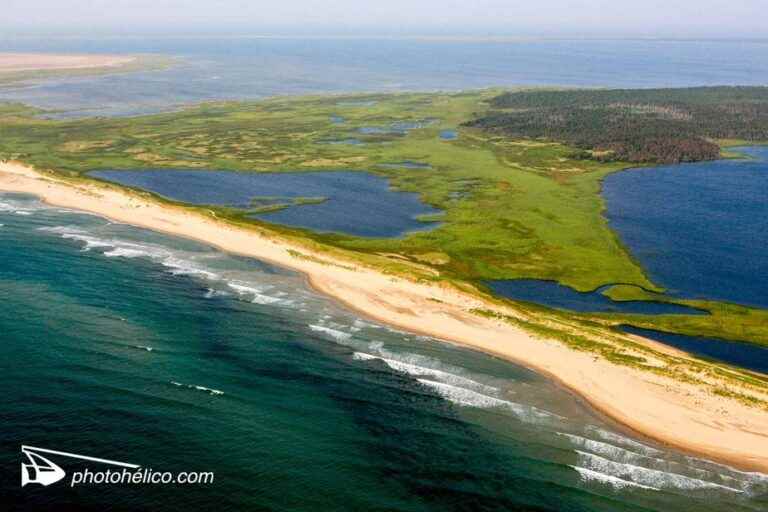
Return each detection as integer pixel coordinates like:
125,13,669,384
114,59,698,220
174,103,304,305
486,280,704,315
621,326,768,374
89,169,442,237
603,146,768,309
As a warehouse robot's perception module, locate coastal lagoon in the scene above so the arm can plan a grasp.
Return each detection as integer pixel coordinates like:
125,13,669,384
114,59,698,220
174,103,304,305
90,169,442,237
485,280,705,316
603,146,768,309
621,326,768,374
487,147,768,372
483,148,768,373
2,192,766,511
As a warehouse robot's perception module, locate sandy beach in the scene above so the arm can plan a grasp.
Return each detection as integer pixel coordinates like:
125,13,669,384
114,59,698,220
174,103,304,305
0,53,135,73
1,161,767,473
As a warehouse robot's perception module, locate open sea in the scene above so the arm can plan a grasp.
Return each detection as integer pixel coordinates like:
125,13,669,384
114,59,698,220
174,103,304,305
2,38,768,510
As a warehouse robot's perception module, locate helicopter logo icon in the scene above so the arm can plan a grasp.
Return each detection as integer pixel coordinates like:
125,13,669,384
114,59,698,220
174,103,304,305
21,445,139,487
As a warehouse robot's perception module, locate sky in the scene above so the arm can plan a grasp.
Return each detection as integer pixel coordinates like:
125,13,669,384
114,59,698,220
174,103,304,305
3,0,766,39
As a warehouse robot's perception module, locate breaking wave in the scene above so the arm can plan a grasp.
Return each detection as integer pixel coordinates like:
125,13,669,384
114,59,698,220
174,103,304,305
309,324,353,341
38,224,296,307
170,381,224,396
353,352,498,394
0,197,44,215
586,426,663,457
575,451,744,493
571,466,659,491
416,379,558,423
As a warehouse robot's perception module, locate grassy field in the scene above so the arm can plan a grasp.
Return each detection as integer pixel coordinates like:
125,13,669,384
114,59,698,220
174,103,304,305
1,89,767,351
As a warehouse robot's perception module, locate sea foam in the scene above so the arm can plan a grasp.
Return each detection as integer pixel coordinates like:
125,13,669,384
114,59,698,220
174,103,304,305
309,324,353,341
353,352,497,394
571,466,659,491
575,451,743,493
170,381,224,396
416,378,558,423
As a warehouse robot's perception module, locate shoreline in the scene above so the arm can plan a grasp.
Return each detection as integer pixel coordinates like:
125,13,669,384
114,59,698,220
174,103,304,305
0,53,136,73
2,161,768,473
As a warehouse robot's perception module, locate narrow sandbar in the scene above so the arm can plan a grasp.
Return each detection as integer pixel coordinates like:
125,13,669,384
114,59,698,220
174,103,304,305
0,53,136,73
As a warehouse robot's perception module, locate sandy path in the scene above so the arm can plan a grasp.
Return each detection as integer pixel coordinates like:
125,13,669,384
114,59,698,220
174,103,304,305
1,161,766,472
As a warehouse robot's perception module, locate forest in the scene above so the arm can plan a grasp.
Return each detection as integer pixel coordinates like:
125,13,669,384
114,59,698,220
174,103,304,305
463,87,768,163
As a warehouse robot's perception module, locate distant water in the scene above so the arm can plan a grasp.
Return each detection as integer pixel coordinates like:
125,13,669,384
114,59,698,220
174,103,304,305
89,169,442,237
603,146,768,309
3,192,767,511
1,38,768,117
486,280,705,315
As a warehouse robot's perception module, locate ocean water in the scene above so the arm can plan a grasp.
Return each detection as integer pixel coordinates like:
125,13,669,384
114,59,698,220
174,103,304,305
1,38,768,117
89,169,442,237
3,192,767,511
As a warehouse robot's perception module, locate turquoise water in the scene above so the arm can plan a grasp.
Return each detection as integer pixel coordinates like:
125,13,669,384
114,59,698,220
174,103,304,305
3,193,767,510
89,169,442,237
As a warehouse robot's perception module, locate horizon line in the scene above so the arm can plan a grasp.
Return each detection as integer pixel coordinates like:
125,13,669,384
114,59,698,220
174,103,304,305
3,34,768,43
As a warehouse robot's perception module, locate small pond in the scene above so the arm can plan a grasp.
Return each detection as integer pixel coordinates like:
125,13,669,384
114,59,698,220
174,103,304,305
440,130,458,140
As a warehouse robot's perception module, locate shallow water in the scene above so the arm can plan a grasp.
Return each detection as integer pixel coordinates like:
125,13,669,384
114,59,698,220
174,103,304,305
89,169,442,237
3,192,767,510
